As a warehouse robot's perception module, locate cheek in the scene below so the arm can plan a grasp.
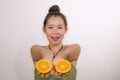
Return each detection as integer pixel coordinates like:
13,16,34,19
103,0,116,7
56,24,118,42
45,30,52,36
59,31,66,35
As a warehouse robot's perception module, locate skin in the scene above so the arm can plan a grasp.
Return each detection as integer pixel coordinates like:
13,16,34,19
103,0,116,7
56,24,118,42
31,16,81,77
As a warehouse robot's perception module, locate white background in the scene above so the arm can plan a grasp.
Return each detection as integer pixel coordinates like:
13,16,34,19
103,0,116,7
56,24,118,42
0,0,120,80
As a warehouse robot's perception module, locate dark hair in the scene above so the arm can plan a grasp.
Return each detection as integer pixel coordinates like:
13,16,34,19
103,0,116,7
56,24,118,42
43,5,67,29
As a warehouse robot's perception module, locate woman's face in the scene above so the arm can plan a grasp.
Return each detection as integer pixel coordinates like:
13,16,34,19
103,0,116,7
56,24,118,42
43,16,67,45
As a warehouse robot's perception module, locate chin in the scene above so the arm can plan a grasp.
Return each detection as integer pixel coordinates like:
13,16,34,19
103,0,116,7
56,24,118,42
51,41,62,45
52,42,60,45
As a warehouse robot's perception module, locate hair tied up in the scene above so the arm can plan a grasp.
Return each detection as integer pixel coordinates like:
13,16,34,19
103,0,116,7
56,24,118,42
48,5,60,13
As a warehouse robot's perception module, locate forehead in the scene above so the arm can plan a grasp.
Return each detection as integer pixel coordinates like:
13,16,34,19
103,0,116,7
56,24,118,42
46,16,64,25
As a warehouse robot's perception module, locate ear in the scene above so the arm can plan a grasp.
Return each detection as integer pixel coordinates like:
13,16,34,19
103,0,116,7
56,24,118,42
42,27,46,33
65,27,68,33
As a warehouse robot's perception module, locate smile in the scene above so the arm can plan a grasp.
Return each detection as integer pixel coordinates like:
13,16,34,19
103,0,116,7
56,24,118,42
51,36,60,42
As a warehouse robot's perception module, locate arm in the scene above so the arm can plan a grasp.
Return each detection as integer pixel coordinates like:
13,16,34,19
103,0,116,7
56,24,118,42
31,45,42,62
31,45,53,77
31,45,53,67
66,44,81,67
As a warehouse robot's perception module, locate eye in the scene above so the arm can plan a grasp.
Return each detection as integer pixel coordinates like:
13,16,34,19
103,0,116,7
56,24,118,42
48,26,53,29
58,26,63,29
58,25,64,29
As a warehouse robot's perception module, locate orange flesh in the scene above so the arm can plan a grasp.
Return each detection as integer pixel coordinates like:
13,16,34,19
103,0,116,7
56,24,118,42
55,59,71,73
36,59,52,73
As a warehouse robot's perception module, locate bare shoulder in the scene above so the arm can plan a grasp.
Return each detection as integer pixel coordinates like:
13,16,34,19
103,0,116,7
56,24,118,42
66,44,81,61
31,45,49,51
67,44,81,49
30,45,48,61
31,45,41,50
67,44,81,53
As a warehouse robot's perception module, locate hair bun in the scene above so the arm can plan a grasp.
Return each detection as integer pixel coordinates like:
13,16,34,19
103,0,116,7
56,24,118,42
49,5,60,13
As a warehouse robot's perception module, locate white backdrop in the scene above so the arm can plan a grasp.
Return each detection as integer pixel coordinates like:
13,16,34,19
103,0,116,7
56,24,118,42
0,0,120,80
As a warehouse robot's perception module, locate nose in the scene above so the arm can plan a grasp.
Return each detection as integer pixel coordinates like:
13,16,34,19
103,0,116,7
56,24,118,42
53,28,59,34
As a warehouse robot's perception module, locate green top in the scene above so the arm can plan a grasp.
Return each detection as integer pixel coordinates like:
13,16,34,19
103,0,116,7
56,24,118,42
34,66,76,80
34,45,77,80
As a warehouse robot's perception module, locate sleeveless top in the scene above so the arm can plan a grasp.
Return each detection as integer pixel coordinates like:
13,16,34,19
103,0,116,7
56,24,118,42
34,45,77,80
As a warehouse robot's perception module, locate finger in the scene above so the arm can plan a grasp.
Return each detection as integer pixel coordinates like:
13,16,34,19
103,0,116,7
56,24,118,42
54,71,58,75
58,72,62,75
50,64,54,75
37,72,41,76
41,74,44,77
50,69,54,75
45,73,49,77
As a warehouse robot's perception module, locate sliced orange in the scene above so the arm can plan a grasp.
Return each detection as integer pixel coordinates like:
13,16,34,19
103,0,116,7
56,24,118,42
36,59,52,73
55,59,71,73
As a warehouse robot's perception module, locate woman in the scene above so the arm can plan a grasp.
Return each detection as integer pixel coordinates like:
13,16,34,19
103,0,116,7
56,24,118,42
31,5,81,80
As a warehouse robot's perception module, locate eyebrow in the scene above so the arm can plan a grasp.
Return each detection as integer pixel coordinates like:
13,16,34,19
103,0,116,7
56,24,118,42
57,24,63,27
47,24,63,27
47,24,54,27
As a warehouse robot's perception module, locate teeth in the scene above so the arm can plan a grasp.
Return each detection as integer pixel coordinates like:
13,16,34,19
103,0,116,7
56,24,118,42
52,36,59,38
52,37,60,38
51,36,60,42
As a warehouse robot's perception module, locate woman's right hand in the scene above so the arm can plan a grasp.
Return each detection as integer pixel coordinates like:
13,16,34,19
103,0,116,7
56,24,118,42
35,46,53,77
35,59,52,77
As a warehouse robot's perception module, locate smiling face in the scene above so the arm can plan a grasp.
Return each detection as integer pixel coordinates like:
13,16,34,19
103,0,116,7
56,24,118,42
43,16,67,45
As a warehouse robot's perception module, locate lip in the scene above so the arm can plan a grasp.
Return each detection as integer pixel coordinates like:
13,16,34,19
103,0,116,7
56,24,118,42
51,36,60,42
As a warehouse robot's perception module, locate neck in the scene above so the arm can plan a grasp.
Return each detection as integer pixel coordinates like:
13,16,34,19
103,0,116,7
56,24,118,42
48,43,63,55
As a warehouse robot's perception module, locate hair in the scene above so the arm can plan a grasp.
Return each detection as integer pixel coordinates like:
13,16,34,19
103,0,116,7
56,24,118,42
43,5,67,29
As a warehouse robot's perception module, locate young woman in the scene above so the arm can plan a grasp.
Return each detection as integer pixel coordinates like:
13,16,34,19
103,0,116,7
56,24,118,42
31,5,81,80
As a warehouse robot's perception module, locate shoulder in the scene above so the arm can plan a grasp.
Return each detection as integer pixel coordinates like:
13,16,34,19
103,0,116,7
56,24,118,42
66,44,81,60
31,45,41,52
66,44,81,51
31,45,48,51
67,44,80,47
30,45,48,58
30,45,49,61
31,45,41,49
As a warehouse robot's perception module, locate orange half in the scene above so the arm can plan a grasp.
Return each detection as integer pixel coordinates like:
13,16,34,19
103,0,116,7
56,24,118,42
36,59,52,73
55,59,71,73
